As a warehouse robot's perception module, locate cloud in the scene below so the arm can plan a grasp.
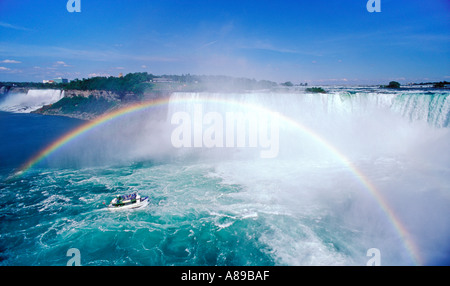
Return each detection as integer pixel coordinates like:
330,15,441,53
0,42,181,66
1,59,21,64
199,40,218,49
0,66,22,74
238,40,323,57
0,22,31,31
50,46,180,63
55,61,71,67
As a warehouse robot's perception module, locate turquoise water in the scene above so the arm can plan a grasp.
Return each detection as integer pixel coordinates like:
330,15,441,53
1,90,449,266
1,158,365,266
0,162,275,265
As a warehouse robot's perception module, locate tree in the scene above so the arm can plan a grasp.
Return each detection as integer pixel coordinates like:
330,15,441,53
306,87,326,93
433,81,448,88
386,81,401,89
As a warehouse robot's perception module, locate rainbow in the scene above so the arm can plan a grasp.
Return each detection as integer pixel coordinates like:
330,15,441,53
14,94,423,265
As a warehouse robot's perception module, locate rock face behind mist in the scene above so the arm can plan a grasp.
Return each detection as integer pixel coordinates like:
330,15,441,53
33,89,169,121
63,89,135,101
33,90,132,120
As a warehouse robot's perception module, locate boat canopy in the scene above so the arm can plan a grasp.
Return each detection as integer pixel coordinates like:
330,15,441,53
117,193,139,201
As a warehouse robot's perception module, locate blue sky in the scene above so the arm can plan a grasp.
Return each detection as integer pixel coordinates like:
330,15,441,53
0,0,449,84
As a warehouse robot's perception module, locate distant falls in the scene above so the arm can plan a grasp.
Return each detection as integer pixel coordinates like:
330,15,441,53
0,89,64,113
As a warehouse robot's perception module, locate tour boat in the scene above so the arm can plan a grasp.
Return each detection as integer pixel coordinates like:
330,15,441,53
107,192,149,211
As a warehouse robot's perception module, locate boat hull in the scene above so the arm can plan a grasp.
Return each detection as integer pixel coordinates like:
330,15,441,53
107,197,149,211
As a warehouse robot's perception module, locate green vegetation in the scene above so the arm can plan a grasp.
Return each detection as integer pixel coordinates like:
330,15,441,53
281,81,293,87
0,81,65,89
37,95,118,116
411,80,449,87
64,72,155,95
175,75,278,91
1,73,279,94
64,73,279,93
305,87,326,93
433,81,449,88
0,72,156,95
385,81,401,89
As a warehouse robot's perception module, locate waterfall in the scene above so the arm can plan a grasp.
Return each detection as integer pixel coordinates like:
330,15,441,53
164,90,449,162
390,92,449,128
168,90,449,129
0,89,64,113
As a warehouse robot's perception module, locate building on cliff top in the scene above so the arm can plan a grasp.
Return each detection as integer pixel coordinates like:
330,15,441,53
43,78,68,84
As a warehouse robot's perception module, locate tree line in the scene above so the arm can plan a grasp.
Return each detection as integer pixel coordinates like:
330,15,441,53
1,73,279,94
64,72,155,94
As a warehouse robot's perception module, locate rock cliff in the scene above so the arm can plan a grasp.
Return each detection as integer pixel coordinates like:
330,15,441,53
33,89,169,120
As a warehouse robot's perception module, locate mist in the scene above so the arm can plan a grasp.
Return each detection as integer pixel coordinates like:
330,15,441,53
40,90,450,265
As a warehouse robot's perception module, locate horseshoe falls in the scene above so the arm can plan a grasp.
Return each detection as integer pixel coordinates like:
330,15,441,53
0,87,449,266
